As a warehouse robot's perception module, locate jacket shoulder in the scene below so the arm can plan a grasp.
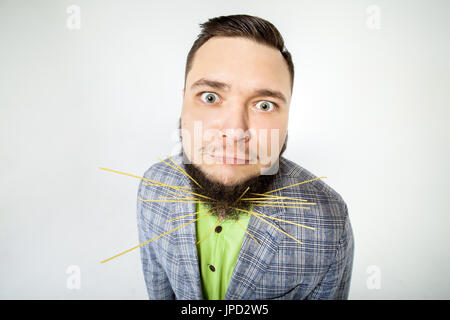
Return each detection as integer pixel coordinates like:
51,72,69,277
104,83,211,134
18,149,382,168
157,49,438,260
137,154,187,228
279,157,348,212
141,153,186,185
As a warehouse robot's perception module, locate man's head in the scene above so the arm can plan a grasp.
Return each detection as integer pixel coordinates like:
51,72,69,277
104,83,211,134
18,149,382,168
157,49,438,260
179,14,294,219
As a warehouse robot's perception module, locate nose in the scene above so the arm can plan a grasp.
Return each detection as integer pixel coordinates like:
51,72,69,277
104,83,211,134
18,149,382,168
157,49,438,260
221,129,250,144
219,106,250,143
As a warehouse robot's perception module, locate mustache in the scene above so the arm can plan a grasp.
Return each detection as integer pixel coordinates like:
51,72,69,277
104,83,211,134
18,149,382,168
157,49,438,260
200,144,259,160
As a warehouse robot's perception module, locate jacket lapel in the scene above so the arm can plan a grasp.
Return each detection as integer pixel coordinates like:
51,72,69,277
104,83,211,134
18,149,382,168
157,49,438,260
172,178,204,300
224,185,287,300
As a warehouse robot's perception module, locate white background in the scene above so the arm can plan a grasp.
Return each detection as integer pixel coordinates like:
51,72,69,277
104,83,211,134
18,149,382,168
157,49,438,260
1,0,449,299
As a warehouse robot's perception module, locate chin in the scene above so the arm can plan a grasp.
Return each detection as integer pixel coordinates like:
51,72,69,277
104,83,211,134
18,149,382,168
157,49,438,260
200,164,259,187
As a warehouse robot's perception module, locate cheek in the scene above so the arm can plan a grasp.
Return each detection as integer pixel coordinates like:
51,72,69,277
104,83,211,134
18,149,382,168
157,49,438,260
252,127,286,153
180,115,192,143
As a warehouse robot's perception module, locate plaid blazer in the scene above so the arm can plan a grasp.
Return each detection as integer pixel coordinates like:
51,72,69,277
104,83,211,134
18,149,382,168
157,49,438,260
136,153,354,300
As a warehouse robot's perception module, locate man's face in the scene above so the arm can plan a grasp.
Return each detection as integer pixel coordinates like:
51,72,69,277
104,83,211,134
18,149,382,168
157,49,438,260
181,36,291,187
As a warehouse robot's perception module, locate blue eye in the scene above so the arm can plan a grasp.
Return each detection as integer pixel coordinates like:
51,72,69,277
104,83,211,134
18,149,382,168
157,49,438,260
200,92,220,104
256,100,276,112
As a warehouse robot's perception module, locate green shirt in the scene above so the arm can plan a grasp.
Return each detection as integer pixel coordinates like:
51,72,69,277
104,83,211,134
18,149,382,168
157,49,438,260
195,202,252,300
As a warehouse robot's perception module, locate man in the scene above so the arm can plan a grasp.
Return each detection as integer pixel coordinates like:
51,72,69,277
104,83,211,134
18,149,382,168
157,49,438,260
137,14,354,300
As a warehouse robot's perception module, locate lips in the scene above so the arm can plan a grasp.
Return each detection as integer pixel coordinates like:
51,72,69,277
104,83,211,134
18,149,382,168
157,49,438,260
209,153,249,164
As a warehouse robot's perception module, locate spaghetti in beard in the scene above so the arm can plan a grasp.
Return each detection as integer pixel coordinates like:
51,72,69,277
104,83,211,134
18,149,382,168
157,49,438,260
182,161,278,221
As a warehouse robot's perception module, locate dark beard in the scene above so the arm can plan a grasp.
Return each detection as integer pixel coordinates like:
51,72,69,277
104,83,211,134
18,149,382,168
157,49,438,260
182,160,278,221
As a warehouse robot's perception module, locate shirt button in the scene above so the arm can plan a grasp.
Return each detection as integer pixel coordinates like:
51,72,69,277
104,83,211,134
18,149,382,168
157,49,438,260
215,226,222,233
209,264,216,272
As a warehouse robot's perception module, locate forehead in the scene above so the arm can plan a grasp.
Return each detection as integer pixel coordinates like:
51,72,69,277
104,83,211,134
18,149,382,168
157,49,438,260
186,36,291,97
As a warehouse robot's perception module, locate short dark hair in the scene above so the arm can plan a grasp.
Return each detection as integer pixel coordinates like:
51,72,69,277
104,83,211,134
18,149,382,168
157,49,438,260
184,14,294,92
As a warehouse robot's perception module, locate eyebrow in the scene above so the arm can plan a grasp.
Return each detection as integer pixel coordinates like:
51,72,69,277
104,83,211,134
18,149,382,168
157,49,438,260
190,77,287,104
